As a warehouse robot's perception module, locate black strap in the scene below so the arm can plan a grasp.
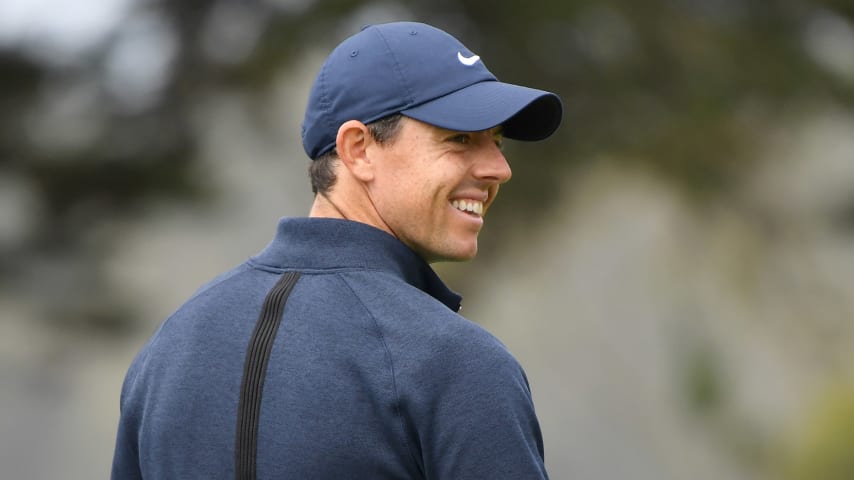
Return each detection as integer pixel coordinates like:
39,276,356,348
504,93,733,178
235,271,301,480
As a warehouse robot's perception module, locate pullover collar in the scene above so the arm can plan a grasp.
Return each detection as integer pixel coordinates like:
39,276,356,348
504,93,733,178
252,218,462,312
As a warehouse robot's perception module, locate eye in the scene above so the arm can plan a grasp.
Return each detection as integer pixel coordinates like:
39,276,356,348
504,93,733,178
448,133,471,144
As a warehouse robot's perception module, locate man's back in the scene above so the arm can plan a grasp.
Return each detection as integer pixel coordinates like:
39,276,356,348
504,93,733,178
112,218,547,479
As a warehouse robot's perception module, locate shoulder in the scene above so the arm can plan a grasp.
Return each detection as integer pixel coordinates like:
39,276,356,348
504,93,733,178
341,269,509,344
337,269,527,387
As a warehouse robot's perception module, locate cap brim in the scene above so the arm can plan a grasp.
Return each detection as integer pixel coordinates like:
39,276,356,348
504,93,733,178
401,80,562,141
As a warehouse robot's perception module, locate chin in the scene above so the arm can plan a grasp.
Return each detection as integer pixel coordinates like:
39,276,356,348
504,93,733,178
415,233,480,263
427,245,478,263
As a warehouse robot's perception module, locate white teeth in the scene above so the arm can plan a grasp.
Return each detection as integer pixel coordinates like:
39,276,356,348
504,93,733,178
451,199,483,215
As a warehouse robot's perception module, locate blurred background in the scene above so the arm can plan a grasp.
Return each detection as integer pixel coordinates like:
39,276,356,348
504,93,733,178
2,0,854,478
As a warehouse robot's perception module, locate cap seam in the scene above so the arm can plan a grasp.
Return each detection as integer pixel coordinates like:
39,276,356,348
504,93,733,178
373,27,415,108
318,62,336,156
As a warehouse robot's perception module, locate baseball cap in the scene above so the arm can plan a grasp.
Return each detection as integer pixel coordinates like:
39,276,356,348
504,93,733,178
301,21,563,159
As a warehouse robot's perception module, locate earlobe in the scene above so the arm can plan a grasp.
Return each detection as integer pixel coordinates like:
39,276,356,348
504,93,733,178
336,120,374,182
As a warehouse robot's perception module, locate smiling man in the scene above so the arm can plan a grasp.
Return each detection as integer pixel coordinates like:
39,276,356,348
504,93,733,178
310,119,510,262
112,22,561,480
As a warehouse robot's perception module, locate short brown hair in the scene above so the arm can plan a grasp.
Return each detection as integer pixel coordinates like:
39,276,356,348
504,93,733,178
308,114,404,195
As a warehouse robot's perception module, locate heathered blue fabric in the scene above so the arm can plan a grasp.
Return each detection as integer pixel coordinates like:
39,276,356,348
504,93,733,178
112,217,548,479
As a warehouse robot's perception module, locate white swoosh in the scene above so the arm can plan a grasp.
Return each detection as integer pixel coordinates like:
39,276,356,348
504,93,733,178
457,51,481,66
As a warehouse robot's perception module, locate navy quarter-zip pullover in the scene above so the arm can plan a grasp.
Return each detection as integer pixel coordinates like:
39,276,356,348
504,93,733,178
112,217,547,479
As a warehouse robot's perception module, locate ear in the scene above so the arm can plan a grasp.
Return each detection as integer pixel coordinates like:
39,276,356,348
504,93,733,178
335,120,375,182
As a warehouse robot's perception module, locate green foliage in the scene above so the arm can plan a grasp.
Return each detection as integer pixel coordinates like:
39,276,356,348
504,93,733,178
783,386,854,480
682,343,725,416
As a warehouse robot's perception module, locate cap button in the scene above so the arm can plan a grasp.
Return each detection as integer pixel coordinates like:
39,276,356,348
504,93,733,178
409,30,417,35
350,50,359,57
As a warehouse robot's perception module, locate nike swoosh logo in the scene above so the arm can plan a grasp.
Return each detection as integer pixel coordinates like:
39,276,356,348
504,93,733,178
457,51,481,66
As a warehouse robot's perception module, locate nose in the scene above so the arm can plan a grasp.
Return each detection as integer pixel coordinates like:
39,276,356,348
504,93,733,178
472,140,512,184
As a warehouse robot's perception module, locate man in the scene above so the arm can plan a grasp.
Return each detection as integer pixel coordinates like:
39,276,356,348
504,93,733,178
112,21,561,479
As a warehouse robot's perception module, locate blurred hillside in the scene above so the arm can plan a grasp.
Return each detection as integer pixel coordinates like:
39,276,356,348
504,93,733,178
1,0,853,478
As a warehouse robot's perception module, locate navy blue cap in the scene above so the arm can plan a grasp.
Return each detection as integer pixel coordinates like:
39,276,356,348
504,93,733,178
301,22,563,159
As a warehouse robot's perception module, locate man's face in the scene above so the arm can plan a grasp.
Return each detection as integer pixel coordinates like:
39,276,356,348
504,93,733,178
366,117,512,262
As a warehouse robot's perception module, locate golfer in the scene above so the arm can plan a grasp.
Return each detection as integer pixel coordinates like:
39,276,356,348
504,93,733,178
112,21,562,479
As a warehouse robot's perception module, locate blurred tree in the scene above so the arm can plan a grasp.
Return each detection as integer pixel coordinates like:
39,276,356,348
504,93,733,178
0,0,852,334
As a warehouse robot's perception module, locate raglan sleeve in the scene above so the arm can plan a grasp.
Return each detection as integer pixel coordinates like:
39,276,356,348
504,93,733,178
404,325,549,480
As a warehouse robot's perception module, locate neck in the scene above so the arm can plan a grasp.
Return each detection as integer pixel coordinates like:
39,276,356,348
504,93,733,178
309,190,396,239
308,193,346,219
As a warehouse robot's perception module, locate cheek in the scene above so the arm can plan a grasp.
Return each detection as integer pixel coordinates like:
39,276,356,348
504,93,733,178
373,149,458,218
371,171,428,223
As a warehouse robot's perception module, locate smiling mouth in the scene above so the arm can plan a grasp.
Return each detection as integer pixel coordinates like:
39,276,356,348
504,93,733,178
451,199,484,216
